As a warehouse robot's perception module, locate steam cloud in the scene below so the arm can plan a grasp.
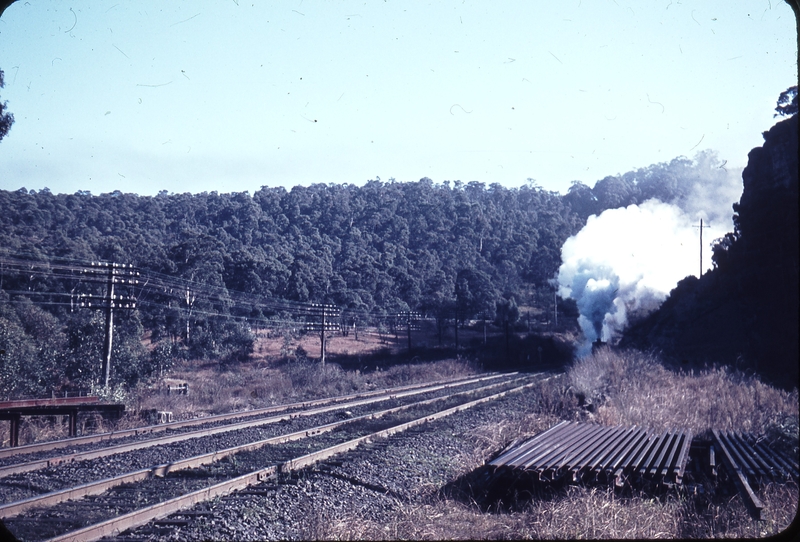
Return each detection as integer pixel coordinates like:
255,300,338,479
557,158,742,355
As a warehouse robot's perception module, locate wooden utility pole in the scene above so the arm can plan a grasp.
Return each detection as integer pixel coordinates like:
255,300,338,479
102,265,115,388
554,290,558,327
454,309,459,351
694,219,710,277
79,262,139,388
184,287,196,345
321,308,327,366
504,315,510,362
304,304,340,366
397,311,420,354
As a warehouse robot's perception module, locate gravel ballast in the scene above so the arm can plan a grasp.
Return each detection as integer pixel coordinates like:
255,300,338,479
109,380,555,541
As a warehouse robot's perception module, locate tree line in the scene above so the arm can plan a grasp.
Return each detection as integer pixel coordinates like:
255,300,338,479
0,154,731,398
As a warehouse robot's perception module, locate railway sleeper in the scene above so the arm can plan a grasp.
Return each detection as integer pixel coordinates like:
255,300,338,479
173,510,214,517
236,486,279,495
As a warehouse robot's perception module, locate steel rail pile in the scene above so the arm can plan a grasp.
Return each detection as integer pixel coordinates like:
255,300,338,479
489,421,692,487
711,429,799,520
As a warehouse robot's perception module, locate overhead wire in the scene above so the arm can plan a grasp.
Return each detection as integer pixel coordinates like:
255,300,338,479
0,252,356,328
0,251,448,333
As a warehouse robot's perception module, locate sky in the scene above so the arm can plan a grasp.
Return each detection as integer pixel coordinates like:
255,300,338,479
0,0,796,197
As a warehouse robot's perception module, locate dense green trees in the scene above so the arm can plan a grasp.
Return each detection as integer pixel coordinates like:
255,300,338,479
1,153,730,396
1,180,579,395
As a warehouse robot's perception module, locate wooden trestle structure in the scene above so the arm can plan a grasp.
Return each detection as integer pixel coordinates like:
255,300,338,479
0,396,124,447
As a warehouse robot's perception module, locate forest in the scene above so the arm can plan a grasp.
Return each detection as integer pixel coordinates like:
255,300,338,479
0,149,742,399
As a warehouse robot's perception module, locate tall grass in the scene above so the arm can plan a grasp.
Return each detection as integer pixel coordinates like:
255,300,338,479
305,482,798,540
124,357,478,422
567,348,799,440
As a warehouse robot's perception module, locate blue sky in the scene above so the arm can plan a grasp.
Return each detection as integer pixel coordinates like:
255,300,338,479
0,0,796,196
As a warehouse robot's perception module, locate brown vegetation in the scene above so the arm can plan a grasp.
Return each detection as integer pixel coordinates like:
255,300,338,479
303,480,798,540
126,356,478,422
567,348,798,439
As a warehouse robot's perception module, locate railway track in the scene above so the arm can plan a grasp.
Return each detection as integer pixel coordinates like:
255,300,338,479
0,372,517,494
0,371,550,541
0,371,506,464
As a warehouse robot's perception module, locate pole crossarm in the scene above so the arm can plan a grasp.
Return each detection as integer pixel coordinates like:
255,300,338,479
396,311,422,331
302,303,341,332
77,294,137,309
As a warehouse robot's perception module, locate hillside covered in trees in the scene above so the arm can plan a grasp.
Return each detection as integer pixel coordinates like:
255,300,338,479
0,151,739,398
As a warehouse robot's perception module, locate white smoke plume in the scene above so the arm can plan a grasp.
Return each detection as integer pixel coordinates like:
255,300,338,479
557,156,742,355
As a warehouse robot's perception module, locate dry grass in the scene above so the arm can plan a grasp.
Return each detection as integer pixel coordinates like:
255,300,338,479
123,356,477,423
679,481,800,539
567,348,799,439
407,488,683,540
299,349,798,540
7,343,797,538
302,485,797,540
251,329,412,364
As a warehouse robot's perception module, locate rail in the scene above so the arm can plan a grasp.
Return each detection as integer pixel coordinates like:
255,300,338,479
0,374,535,519
0,372,509,458
36,378,542,542
0,373,518,478
489,421,692,486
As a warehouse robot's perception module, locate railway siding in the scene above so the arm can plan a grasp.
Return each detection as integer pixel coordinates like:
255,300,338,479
1,373,546,541
0,374,530,516
0,372,510,466
109,378,552,541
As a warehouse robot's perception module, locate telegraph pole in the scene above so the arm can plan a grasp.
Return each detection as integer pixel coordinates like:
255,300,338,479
397,311,420,354
694,219,710,277
79,262,139,388
103,265,115,388
321,308,327,366
554,290,558,327
454,309,459,351
304,304,340,367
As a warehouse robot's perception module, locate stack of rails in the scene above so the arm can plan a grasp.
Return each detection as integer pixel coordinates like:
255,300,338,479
711,429,798,520
488,421,692,487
